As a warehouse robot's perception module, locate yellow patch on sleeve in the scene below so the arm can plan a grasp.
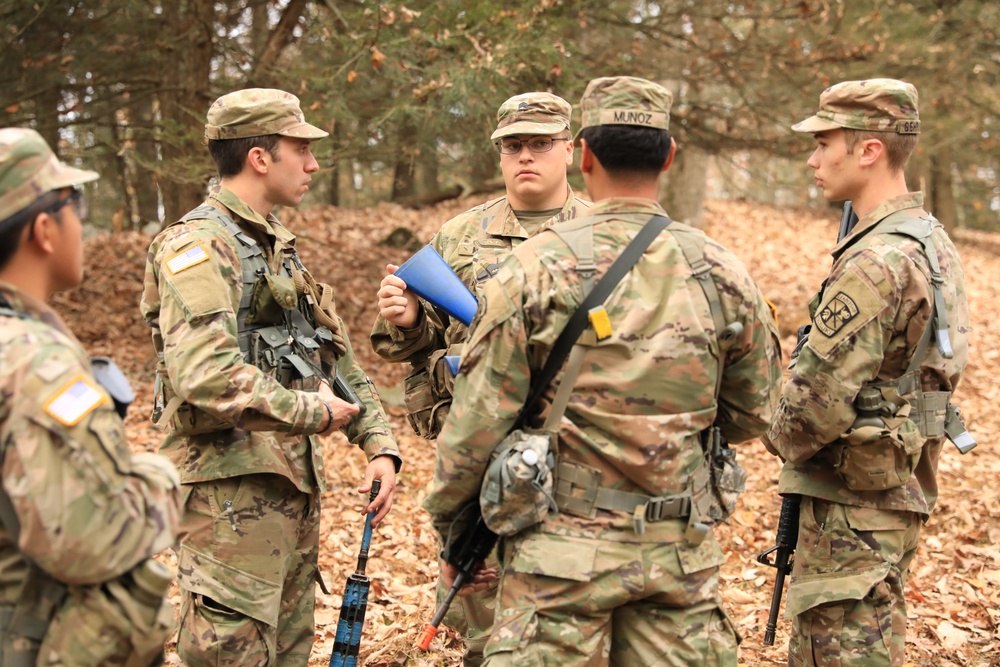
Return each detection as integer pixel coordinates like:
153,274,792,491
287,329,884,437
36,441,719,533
44,376,107,426
166,243,209,274
588,306,613,340
764,295,779,329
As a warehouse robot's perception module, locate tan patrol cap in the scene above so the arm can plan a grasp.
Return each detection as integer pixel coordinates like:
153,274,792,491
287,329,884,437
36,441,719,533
490,92,572,141
205,88,329,141
576,76,672,140
792,78,920,135
0,128,98,223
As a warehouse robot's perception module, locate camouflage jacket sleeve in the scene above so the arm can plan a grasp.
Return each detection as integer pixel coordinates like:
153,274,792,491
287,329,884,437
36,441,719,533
1,331,181,585
707,239,784,444
142,222,327,434
766,245,926,463
422,258,531,537
334,313,402,469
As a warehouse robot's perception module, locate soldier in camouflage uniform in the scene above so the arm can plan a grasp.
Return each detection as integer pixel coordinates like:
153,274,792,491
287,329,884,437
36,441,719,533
764,79,970,666
0,128,183,664
140,89,401,667
424,76,783,666
371,92,591,665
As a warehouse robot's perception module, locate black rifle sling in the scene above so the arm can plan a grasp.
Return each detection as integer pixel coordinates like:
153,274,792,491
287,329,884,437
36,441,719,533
513,214,670,432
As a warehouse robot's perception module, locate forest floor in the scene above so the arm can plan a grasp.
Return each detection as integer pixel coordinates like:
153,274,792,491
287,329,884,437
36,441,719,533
57,195,1000,666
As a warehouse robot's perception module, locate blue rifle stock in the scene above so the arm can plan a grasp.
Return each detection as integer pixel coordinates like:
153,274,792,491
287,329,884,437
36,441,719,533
329,480,381,667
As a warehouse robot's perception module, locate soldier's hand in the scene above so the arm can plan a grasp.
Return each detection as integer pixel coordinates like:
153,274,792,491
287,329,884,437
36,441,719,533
440,560,498,596
377,264,421,329
360,455,396,527
318,381,359,433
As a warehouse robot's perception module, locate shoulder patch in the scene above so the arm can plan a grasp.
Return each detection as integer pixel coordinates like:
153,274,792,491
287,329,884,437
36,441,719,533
167,243,210,274
815,291,859,337
44,376,108,426
808,265,886,359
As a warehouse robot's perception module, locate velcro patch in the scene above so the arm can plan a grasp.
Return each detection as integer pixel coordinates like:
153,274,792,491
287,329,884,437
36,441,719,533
167,243,209,274
44,376,107,426
815,292,859,337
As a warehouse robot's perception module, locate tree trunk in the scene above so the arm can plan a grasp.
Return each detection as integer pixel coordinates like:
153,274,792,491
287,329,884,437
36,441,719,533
158,0,215,223
392,116,419,201
930,145,958,232
328,120,341,207
132,92,162,229
660,144,709,229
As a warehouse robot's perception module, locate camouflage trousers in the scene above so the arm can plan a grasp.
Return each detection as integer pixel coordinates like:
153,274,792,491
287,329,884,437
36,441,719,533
436,546,499,667
175,474,321,667
786,497,921,667
482,530,738,667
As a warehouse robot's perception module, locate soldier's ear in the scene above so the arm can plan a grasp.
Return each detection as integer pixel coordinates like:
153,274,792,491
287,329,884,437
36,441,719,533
579,139,595,174
661,137,677,173
26,212,59,256
246,146,271,175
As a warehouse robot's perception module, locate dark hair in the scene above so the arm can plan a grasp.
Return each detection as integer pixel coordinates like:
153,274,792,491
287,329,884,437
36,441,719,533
0,190,65,270
208,134,282,178
579,125,672,176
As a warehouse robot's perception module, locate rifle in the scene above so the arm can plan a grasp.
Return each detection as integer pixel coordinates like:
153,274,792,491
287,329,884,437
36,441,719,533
329,480,381,667
755,204,853,643
755,493,800,645
416,510,498,651
332,369,367,417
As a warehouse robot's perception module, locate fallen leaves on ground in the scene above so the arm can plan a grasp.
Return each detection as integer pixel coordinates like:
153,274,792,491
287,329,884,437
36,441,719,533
58,196,1000,667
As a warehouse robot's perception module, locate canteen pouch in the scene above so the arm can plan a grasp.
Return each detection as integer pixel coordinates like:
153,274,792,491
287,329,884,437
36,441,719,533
39,559,175,667
480,429,558,536
246,273,298,326
836,385,923,491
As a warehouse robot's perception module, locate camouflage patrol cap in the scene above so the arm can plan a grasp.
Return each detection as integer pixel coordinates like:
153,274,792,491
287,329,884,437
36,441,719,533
204,88,329,141
490,92,572,141
576,76,672,140
792,78,920,135
0,127,98,223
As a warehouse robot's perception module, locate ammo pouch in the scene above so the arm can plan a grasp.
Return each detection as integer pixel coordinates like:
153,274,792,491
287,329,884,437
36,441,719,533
705,426,747,523
403,343,464,439
246,272,298,327
39,559,174,667
479,429,557,536
836,377,923,491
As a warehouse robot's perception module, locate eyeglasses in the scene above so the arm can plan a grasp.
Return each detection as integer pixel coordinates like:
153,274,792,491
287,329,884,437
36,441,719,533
50,188,87,221
1,188,88,237
495,137,569,155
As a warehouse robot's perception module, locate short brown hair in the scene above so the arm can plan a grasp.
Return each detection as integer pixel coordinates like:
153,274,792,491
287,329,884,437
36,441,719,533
843,129,918,172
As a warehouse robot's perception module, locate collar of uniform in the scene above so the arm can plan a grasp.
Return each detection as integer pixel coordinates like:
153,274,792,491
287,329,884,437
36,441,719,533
211,187,296,246
586,196,667,221
831,191,925,258
0,279,77,341
483,186,579,238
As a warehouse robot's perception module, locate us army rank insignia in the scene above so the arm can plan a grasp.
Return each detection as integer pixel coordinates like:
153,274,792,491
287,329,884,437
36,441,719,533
816,291,859,337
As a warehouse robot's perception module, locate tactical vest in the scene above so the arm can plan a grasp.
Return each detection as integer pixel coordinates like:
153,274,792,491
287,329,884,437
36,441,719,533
152,205,333,434
845,213,972,452
538,213,747,541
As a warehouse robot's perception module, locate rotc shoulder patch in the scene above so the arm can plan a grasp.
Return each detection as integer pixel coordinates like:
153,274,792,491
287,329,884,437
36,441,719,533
44,376,107,426
815,291,859,337
807,265,886,359
166,243,209,274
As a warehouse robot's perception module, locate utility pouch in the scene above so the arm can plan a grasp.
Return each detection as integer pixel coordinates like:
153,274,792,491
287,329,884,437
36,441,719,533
38,559,174,667
402,346,463,439
836,385,922,491
705,427,747,523
246,273,298,326
152,373,231,436
480,429,558,536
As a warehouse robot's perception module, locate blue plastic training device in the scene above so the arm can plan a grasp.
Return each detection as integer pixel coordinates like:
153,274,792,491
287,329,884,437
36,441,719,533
329,480,381,667
394,245,478,327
